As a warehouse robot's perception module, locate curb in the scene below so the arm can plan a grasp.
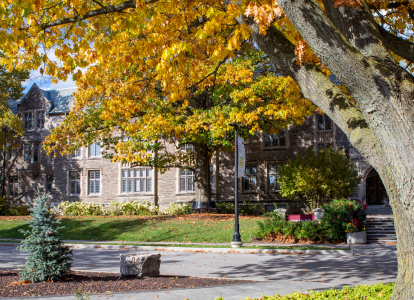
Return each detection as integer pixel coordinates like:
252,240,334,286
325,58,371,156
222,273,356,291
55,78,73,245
66,243,352,256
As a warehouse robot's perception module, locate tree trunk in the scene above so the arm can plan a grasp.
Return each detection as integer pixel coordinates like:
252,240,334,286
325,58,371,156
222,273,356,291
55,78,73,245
225,1,414,297
193,143,211,202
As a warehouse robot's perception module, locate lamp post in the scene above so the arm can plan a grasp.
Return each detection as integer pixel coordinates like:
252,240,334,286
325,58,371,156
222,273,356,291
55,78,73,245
229,123,242,248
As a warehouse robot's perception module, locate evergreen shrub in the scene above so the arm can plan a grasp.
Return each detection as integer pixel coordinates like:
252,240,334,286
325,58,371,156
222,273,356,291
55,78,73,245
0,197,30,216
2,205,30,216
216,201,264,216
19,193,73,282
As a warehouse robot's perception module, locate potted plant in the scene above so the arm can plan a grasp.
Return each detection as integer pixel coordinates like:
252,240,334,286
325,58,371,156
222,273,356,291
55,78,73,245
345,203,368,244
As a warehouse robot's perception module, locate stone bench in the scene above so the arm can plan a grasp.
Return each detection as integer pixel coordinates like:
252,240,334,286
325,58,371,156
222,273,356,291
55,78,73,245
120,253,161,277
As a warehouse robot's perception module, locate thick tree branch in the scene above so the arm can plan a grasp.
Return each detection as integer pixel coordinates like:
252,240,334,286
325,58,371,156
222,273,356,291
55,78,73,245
231,14,384,171
378,26,414,63
39,0,159,30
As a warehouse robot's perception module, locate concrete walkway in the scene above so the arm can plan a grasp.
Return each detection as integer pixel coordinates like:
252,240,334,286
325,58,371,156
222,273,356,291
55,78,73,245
0,243,397,300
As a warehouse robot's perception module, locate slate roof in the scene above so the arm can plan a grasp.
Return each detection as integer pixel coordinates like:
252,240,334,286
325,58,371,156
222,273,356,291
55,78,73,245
8,83,77,114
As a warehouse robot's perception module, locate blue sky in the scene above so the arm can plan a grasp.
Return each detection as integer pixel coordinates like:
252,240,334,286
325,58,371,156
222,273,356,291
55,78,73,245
22,49,78,92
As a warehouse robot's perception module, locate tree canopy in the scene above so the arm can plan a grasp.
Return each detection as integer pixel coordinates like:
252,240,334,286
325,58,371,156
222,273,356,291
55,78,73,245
1,0,414,298
0,63,29,153
278,148,361,211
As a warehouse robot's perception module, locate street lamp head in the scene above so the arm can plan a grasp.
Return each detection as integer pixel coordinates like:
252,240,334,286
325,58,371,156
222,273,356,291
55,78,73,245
229,123,237,127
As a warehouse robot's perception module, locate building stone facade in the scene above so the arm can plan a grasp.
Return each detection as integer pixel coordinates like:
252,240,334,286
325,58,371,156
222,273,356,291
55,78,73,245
5,84,389,210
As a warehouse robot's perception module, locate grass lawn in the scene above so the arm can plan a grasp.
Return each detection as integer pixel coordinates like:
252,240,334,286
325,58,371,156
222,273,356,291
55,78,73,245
0,214,262,243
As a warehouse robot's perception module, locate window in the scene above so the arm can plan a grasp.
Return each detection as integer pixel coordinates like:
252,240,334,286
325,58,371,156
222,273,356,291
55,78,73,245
24,144,32,162
180,144,193,151
49,152,56,164
244,165,258,191
180,169,194,192
36,111,45,129
317,115,332,131
71,148,81,158
264,130,286,147
121,168,152,193
88,143,101,157
24,112,32,130
268,164,280,191
69,171,81,195
33,144,39,162
46,174,53,193
88,170,101,194
9,176,18,196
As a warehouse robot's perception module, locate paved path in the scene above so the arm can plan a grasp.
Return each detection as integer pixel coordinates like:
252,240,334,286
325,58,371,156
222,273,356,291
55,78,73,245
0,244,398,300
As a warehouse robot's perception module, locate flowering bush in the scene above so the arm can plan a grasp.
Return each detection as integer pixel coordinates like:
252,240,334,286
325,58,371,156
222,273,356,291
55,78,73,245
164,202,192,216
58,201,159,216
254,198,367,243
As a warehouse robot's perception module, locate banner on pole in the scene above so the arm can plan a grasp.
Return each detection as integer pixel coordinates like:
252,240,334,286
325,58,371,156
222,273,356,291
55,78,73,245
238,137,245,177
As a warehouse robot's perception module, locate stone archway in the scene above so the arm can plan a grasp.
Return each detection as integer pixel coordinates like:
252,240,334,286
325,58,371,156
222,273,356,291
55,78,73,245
365,168,389,205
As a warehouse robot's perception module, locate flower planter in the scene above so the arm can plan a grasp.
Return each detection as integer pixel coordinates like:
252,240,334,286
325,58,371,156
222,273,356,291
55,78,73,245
347,231,367,244
288,214,314,222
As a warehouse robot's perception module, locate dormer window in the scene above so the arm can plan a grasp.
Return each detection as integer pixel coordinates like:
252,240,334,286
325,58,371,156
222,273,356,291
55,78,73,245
36,111,45,129
264,130,286,148
24,112,32,130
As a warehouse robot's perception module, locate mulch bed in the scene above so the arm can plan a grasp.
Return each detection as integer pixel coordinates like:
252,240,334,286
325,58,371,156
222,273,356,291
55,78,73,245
255,233,346,244
0,270,249,298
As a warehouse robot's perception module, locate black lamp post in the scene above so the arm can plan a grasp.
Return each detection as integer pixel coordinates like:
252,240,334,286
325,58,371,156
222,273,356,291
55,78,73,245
229,123,242,247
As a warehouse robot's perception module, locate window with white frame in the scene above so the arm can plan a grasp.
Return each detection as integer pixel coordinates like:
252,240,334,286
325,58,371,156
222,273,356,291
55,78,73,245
88,170,101,195
88,143,101,157
24,112,32,130
244,165,258,191
317,115,332,131
268,164,280,191
24,144,32,162
71,148,81,158
121,168,152,193
9,176,18,196
180,144,194,151
69,171,81,195
36,111,45,129
264,130,286,148
46,174,53,193
180,169,194,192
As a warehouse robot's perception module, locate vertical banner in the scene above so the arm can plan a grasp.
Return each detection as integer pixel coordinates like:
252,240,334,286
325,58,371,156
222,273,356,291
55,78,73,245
238,137,245,177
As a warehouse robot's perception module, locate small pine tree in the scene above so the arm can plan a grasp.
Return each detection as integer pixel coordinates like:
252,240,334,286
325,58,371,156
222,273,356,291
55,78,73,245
18,192,73,282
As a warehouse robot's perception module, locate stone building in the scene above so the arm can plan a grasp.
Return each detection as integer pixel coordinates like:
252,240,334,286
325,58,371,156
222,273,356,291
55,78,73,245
5,83,389,210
